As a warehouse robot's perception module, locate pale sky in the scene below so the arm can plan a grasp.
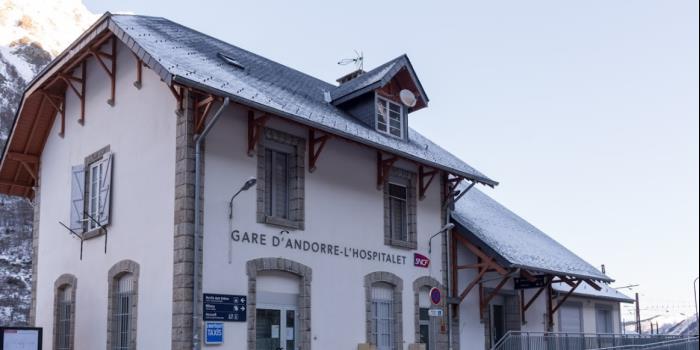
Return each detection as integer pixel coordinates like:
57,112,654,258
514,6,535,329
84,0,699,319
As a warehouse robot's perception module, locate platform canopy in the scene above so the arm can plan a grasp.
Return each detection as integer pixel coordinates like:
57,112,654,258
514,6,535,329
451,185,612,283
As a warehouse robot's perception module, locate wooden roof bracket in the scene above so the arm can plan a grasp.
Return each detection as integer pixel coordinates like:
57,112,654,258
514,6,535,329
89,36,117,106
551,279,583,314
418,165,437,200
480,276,511,318
194,94,218,134
59,61,86,125
522,275,553,313
443,175,475,209
169,85,184,111
376,151,398,189
308,129,331,173
584,279,603,291
247,111,270,156
42,91,66,137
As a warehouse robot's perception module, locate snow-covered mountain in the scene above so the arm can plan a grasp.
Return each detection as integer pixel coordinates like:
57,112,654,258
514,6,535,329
0,0,96,326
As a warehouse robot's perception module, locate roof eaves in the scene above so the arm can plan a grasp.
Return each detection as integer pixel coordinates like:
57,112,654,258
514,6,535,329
108,18,173,85
331,81,383,106
172,74,498,187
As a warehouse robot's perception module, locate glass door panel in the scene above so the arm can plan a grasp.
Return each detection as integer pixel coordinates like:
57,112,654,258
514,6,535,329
256,309,281,350
285,309,296,350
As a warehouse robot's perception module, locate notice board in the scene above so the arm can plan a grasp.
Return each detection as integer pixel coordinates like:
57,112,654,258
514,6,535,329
0,327,42,350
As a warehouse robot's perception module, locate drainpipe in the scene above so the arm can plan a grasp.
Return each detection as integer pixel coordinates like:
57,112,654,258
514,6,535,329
445,180,476,350
192,96,230,350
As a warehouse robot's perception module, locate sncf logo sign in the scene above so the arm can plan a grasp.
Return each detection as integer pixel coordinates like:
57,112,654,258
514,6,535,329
414,253,430,268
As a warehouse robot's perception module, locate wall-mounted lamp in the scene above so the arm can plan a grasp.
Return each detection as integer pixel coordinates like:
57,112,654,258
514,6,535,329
428,223,455,254
229,177,257,219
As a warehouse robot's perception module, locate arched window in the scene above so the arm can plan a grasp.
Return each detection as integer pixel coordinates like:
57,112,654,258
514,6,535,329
112,273,135,349
365,272,403,350
53,274,77,350
107,260,139,350
371,282,395,349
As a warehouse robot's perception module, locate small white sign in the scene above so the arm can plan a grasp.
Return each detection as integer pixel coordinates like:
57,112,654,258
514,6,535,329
3,329,40,350
286,327,294,340
271,325,280,338
428,309,444,317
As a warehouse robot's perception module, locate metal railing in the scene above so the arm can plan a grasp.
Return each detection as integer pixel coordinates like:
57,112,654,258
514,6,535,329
591,337,699,350
491,331,688,350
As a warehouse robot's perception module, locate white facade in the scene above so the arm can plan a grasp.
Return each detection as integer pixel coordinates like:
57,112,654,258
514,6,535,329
34,40,176,349
201,107,447,349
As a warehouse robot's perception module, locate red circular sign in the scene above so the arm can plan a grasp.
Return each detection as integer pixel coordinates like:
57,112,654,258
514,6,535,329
429,287,441,305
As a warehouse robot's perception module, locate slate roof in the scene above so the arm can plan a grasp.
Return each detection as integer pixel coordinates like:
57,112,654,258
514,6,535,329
552,282,634,303
108,15,497,187
451,185,613,282
330,55,428,105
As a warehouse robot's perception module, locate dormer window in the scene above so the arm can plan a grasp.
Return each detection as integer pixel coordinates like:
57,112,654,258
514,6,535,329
375,95,403,138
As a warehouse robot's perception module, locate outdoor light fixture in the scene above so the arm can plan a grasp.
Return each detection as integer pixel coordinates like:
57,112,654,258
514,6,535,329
428,223,455,254
229,177,257,219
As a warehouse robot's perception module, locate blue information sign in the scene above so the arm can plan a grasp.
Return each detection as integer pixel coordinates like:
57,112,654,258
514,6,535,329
203,293,247,322
204,322,223,345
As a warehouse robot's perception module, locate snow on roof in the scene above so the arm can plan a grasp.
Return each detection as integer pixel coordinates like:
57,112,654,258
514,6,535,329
552,282,635,303
451,185,613,282
108,15,496,187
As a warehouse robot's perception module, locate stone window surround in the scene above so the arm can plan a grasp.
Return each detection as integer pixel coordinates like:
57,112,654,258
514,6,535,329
106,259,139,350
412,276,447,346
81,145,111,240
256,128,306,230
246,257,312,350
365,271,403,350
53,274,77,350
384,167,417,250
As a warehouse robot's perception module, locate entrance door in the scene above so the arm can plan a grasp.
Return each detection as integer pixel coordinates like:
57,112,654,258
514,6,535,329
491,305,506,345
256,306,297,350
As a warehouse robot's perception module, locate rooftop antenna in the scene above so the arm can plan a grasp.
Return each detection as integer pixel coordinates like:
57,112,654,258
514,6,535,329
338,50,364,71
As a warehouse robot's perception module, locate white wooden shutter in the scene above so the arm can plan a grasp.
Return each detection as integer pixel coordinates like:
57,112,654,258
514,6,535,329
70,164,85,231
98,152,113,226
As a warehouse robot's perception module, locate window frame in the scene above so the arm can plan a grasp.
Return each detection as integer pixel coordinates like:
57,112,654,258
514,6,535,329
256,128,306,230
72,145,112,239
365,272,403,350
375,94,404,139
387,182,408,242
383,168,417,249
86,160,104,231
53,274,77,350
106,260,139,350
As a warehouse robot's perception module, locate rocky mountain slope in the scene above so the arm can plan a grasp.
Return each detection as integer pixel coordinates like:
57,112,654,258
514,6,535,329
0,0,95,326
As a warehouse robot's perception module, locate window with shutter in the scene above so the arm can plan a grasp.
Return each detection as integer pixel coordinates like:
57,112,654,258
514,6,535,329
85,152,113,231
70,165,85,232
257,129,305,230
70,146,113,235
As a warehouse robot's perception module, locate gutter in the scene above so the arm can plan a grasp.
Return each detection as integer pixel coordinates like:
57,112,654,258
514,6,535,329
192,96,230,350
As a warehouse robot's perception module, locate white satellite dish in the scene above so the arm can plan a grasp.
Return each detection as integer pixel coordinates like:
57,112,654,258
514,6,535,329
399,89,417,107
